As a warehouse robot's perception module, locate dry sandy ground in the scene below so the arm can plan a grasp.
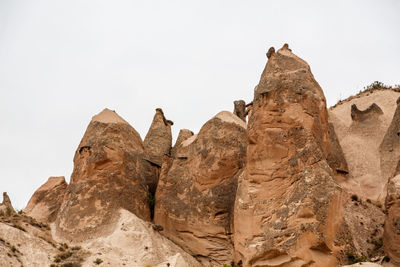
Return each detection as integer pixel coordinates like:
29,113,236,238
329,90,400,201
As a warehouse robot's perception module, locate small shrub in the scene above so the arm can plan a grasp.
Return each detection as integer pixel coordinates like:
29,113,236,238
94,258,103,265
351,194,358,201
13,224,26,232
371,237,383,249
11,245,16,253
71,245,81,250
54,251,72,262
347,252,367,264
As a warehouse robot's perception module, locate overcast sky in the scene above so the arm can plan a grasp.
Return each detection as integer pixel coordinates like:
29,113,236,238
1,0,399,209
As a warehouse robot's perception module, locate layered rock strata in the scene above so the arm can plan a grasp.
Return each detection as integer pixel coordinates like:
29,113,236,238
154,111,246,265
234,44,343,266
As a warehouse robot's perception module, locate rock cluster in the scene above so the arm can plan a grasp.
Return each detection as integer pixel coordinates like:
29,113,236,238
18,44,400,266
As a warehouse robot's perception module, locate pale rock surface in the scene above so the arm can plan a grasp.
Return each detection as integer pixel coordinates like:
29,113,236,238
329,90,400,201
68,209,201,267
234,44,343,266
144,108,173,166
154,111,247,265
0,222,57,266
55,108,157,241
24,176,67,223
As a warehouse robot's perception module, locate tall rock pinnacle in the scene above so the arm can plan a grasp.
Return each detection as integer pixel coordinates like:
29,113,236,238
234,44,343,266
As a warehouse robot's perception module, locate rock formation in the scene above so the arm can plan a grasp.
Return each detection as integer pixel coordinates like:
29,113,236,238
0,192,15,216
24,176,67,223
329,89,400,201
171,129,194,156
384,172,400,265
266,46,275,59
144,108,173,166
327,123,349,176
234,44,343,266
351,103,383,122
233,100,246,122
154,111,246,265
380,98,400,195
55,108,157,241
382,99,400,266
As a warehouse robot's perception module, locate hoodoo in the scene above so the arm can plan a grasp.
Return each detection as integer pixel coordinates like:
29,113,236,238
234,44,343,266
55,108,157,240
154,111,247,265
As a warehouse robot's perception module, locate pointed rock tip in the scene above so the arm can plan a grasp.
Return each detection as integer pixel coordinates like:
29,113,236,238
91,108,129,124
154,107,173,126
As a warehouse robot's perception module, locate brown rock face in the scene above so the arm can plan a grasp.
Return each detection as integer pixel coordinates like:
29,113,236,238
171,129,194,156
380,98,400,194
144,108,173,166
234,45,343,266
24,176,67,223
234,100,246,122
351,103,383,122
384,174,400,265
154,111,247,265
327,123,349,176
55,109,156,241
0,192,15,216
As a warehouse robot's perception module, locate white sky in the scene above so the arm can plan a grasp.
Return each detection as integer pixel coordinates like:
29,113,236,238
0,0,399,209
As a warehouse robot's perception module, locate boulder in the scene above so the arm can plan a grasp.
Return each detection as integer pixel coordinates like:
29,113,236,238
154,111,247,265
0,192,15,217
144,108,173,166
24,176,67,223
234,44,343,266
55,108,157,241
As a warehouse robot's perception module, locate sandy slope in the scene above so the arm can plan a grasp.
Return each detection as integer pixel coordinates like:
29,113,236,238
329,90,400,200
